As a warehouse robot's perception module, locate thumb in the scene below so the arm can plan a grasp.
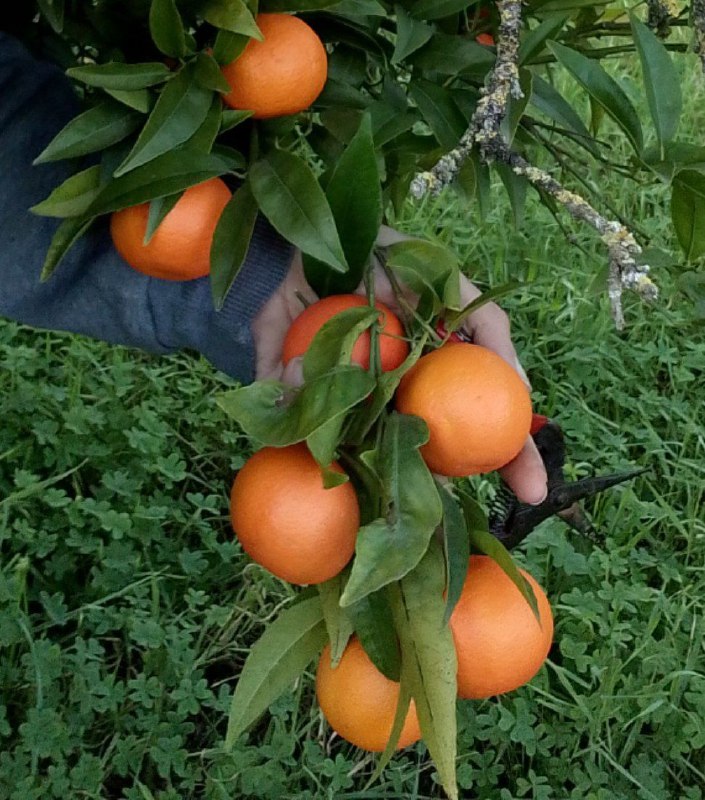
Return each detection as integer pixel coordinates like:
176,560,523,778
281,356,305,387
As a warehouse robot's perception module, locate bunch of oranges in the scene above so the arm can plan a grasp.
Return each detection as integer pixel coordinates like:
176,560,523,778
229,293,552,752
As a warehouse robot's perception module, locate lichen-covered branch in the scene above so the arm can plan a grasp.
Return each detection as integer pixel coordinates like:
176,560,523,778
694,0,705,71
409,0,658,328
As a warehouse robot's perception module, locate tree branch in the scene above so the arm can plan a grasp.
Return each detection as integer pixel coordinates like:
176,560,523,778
409,0,658,329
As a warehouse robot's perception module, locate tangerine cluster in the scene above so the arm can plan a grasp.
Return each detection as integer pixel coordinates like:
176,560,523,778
230,295,553,752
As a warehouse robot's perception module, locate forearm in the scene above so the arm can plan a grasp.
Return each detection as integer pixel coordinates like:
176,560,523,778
0,33,293,383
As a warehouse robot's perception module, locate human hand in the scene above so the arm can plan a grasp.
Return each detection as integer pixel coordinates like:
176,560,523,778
251,227,547,505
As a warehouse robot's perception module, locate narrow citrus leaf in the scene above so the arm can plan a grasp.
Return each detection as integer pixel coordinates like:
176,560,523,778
87,150,232,215
202,0,263,37
367,677,413,786
187,96,224,152
317,573,354,667
385,239,461,311
221,109,253,131
104,88,155,113
390,541,458,800
444,281,520,332
217,366,374,446
115,61,214,176
213,29,250,65
210,182,259,310
340,413,442,606
144,193,182,243
530,75,598,156
409,0,472,20
250,150,348,273
466,524,540,621
306,416,346,471
630,14,681,155
392,4,434,64
548,41,643,153
500,68,532,146
410,34,495,77
40,216,95,281
33,101,142,164
225,595,327,747
351,590,401,680
409,79,466,150
518,13,570,65
194,52,232,94
66,62,171,91
37,0,64,32
149,0,187,58
671,170,705,261
330,0,386,13
496,164,528,227
438,485,469,625
302,306,379,382
257,0,341,10
30,165,102,218
304,113,382,296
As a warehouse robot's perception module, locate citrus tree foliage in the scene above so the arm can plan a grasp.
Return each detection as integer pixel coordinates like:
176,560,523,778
5,1,704,797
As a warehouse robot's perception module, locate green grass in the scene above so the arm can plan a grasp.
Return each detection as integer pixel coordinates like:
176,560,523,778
2,44,705,800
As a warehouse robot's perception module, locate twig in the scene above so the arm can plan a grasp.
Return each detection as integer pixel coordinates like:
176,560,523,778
409,0,658,329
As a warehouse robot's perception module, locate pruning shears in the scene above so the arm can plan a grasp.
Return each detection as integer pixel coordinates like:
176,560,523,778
438,323,647,550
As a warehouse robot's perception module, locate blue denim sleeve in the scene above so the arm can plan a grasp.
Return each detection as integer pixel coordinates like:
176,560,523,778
0,33,293,383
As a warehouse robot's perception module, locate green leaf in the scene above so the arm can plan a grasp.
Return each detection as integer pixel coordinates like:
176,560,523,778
500,68,532,147
390,540,458,800
678,271,705,318
409,0,472,20
202,0,263,37
671,170,705,262
548,41,643,153
225,595,326,747
66,62,172,91
318,574,354,667
496,164,528,227
210,182,259,311
40,216,95,281
438,485,469,625
518,13,569,65
368,676,413,784
249,150,348,273
630,14,681,155
194,52,232,94
410,34,495,77
149,0,187,58
187,95,224,152
409,79,466,150
115,61,214,176
385,239,461,310
466,524,540,621
330,0,387,13
351,590,401,680
302,306,379,381
340,413,442,606
104,88,155,114
213,29,250,64
307,417,346,471
86,149,232,215
217,366,375,446
221,109,254,131
33,101,142,164
392,5,434,64
530,75,598,156
30,165,102,218
144,193,182,243
37,0,65,32
258,0,341,9
304,114,382,295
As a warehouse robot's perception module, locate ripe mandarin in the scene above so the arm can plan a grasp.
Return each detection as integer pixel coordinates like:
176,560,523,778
230,444,359,585
394,343,532,476
110,178,231,281
282,294,409,372
449,555,553,699
221,13,328,119
316,637,422,752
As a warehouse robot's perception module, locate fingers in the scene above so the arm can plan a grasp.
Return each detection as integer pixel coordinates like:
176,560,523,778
281,356,304,387
498,437,548,505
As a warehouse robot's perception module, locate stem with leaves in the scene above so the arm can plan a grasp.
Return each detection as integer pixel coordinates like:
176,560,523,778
410,0,658,329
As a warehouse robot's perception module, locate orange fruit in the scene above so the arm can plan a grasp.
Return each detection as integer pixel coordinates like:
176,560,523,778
282,294,409,372
449,555,553,699
230,443,359,585
475,33,495,46
394,343,532,476
110,178,231,281
316,637,422,752
221,13,328,119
